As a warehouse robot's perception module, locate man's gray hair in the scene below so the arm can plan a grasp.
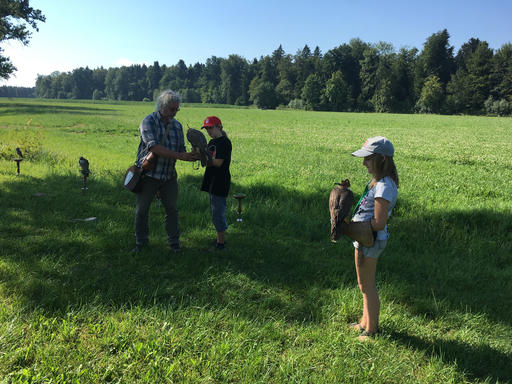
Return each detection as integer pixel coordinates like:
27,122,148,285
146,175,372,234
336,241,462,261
155,89,182,113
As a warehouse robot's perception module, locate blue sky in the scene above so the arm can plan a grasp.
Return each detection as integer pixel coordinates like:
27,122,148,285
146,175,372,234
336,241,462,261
2,0,511,88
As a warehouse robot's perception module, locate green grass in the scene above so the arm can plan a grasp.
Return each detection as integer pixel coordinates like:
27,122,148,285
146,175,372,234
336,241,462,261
0,98,511,383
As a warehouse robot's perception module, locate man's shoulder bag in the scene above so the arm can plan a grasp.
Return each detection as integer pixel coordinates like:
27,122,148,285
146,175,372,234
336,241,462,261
123,122,173,193
123,165,144,193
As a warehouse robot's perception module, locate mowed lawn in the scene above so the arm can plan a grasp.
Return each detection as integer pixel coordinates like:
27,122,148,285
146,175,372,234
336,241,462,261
0,99,511,383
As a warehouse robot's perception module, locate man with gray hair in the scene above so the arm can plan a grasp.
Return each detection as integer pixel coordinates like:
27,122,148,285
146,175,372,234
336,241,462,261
132,90,198,253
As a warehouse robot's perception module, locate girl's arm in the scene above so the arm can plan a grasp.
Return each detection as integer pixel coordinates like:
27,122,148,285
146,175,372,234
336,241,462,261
371,197,390,231
208,158,224,167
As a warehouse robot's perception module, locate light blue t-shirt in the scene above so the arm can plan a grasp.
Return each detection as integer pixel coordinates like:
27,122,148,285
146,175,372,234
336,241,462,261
353,177,398,240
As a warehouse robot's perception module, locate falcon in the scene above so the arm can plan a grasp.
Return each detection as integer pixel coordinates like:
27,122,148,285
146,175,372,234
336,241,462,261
186,128,212,167
329,179,354,242
79,156,89,172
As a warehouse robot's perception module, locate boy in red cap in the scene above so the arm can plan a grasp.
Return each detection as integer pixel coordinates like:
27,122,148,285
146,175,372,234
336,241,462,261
200,116,232,251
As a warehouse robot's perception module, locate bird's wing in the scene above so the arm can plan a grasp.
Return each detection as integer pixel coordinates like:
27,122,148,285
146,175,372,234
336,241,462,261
187,129,211,166
329,186,354,242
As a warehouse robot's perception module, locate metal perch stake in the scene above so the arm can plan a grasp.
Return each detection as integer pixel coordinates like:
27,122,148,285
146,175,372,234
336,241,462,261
79,157,90,190
13,158,23,175
233,194,246,222
80,170,90,190
14,147,23,175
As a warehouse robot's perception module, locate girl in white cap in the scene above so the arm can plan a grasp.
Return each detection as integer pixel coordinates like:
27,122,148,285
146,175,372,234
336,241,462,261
350,136,399,340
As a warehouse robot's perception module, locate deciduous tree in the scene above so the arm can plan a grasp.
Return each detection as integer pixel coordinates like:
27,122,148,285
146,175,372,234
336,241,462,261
325,70,351,111
491,43,512,102
0,0,45,79
220,54,249,105
466,41,493,112
248,77,278,109
415,29,455,97
416,75,444,113
301,73,323,110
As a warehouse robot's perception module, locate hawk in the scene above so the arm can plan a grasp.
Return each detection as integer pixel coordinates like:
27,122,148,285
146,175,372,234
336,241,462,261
186,128,212,167
79,156,89,173
329,179,354,242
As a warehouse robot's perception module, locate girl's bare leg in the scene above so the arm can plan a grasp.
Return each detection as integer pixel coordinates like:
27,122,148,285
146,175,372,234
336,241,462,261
355,248,380,334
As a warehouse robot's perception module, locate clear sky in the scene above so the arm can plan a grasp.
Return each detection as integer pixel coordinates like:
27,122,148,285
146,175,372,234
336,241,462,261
2,0,511,88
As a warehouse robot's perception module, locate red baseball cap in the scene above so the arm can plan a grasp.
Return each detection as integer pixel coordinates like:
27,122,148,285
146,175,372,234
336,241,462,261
201,116,222,129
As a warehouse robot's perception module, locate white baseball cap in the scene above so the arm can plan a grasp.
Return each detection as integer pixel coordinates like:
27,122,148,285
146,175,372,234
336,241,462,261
351,136,394,157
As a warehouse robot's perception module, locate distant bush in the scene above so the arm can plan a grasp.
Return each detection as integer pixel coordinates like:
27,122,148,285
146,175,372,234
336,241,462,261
287,99,305,110
92,89,105,101
0,119,46,160
234,96,247,106
485,97,511,116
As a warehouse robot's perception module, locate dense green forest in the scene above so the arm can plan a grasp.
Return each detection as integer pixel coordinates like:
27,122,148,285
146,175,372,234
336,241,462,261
33,29,512,116
0,86,35,98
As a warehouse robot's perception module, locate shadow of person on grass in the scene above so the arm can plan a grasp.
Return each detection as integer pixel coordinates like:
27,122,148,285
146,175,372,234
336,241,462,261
388,330,512,383
1,169,510,382
0,171,345,325
1,171,510,323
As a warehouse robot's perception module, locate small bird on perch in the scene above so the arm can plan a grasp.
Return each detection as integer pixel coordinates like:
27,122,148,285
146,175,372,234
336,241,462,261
79,156,90,173
15,147,23,158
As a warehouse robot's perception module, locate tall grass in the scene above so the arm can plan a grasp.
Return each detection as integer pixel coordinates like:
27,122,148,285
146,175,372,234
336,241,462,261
0,99,511,383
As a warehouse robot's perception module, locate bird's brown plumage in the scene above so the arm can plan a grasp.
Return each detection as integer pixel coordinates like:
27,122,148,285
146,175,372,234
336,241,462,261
329,179,354,242
186,128,212,167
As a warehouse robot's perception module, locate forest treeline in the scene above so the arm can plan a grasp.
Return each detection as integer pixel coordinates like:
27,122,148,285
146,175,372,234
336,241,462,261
0,86,35,98
33,29,512,116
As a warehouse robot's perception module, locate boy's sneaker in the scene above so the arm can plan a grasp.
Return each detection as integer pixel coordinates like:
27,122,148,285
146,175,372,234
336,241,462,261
130,243,147,253
170,243,181,253
208,242,227,252
207,239,227,247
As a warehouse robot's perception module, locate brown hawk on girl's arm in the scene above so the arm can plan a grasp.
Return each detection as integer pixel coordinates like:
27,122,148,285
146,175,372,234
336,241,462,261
329,179,354,242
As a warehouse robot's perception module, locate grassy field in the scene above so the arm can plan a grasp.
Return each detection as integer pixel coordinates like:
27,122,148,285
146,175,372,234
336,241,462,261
0,98,511,383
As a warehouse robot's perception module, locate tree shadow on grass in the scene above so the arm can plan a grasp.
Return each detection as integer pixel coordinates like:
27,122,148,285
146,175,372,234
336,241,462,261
379,199,512,383
388,330,512,383
0,171,348,322
0,102,119,117
381,200,512,325
1,171,511,323
0,170,511,381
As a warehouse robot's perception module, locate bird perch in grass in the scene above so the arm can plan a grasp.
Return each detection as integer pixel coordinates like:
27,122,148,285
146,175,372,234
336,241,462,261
13,147,23,175
234,194,246,222
79,156,90,189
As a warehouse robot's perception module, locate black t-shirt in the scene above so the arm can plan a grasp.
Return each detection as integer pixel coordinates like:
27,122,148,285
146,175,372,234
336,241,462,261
201,135,232,197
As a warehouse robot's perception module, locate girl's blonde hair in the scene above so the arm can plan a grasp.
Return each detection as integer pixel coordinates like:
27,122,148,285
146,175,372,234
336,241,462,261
368,154,399,189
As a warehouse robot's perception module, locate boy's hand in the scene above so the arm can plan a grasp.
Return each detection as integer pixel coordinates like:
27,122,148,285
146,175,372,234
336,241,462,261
180,151,199,162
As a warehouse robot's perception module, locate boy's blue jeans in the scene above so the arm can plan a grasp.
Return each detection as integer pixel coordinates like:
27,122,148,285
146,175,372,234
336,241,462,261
209,194,228,232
